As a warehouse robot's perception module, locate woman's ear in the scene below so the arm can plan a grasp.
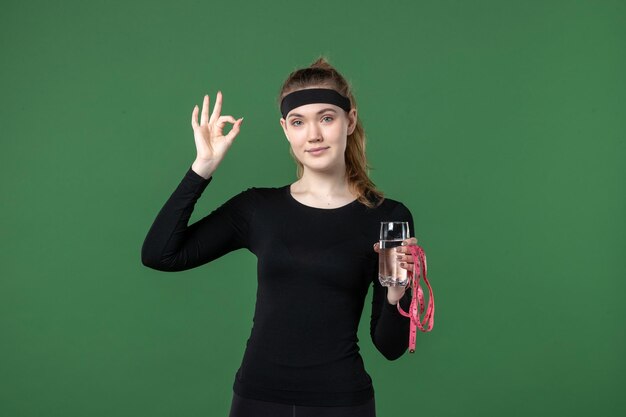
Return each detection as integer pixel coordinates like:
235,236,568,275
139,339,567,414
347,108,357,135
280,117,290,142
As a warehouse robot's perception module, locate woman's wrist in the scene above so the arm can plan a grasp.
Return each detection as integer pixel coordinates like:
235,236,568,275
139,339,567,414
191,158,218,179
386,286,406,305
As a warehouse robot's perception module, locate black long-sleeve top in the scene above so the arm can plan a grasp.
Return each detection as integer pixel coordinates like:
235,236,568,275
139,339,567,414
141,166,415,406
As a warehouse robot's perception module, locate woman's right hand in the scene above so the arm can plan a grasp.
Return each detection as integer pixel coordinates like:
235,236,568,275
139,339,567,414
190,91,244,179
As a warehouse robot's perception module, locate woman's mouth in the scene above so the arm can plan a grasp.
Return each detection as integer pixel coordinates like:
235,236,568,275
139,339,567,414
306,146,330,155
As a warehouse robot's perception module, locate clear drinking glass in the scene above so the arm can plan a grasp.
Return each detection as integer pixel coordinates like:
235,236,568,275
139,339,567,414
378,221,410,287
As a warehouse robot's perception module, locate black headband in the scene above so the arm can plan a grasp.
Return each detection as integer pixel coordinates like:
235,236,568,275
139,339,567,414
280,88,351,119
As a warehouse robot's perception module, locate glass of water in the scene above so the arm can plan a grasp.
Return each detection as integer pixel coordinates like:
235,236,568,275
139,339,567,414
378,221,410,287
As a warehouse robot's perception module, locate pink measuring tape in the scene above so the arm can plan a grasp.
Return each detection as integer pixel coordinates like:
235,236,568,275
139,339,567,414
396,244,434,353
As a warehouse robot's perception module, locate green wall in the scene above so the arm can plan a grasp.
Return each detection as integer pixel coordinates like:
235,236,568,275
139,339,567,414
1,1,624,416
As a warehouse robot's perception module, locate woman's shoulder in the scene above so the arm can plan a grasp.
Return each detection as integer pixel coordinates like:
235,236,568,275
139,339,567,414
362,192,408,211
216,184,288,216
231,183,289,202
243,183,289,195
360,192,412,221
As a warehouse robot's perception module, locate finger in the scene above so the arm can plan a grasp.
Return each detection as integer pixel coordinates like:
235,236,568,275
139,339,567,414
191,104,199,129
373,242,380,253
395,245,410,254
216,115,237,127
396,254,414,263
209,90,222,124
400,262,414,272
201,94,210,125
398,237,418,252
224,117,244,142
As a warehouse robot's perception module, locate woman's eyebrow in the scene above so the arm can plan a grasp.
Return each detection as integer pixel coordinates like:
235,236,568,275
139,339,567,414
288,108,337,119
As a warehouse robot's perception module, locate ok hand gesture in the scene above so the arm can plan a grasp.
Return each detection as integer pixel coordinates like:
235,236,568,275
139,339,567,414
190,91,244,178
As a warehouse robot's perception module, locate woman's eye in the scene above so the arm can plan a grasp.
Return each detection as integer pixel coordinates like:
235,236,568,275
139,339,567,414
291,116,332,126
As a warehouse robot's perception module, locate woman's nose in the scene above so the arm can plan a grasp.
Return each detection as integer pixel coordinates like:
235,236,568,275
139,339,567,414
308,126,323,142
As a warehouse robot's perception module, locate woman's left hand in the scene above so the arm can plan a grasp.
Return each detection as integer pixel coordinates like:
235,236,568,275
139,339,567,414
373,237,418,305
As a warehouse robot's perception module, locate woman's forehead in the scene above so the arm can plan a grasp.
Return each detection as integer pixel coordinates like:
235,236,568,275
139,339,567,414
286,103,342,119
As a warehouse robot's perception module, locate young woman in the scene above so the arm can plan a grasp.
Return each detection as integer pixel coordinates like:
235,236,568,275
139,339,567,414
141,57,419,417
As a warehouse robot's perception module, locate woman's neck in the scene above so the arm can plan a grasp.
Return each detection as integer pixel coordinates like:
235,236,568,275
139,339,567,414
290,167,357,207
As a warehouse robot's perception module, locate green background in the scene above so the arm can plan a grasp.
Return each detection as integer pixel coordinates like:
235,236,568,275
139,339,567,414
1,0,624,416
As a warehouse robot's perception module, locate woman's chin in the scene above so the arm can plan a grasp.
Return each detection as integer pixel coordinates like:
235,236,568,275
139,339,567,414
303,161,343,174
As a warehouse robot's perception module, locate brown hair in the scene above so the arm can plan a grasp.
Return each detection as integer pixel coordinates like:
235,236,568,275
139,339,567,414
277,56,384,208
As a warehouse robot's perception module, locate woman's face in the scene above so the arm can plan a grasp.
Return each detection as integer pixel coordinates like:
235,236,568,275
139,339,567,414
280,102,357,174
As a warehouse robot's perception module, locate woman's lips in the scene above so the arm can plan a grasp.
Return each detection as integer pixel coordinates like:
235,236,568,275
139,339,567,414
306,146,329,155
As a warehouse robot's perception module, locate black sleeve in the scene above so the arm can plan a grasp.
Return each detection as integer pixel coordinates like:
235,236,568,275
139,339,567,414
141,166,255,272
369,202,415,360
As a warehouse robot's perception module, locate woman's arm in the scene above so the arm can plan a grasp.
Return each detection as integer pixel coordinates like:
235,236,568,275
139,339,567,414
370,282,413,360
142,91,248,271
369,202,415,360
140,166,255,271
